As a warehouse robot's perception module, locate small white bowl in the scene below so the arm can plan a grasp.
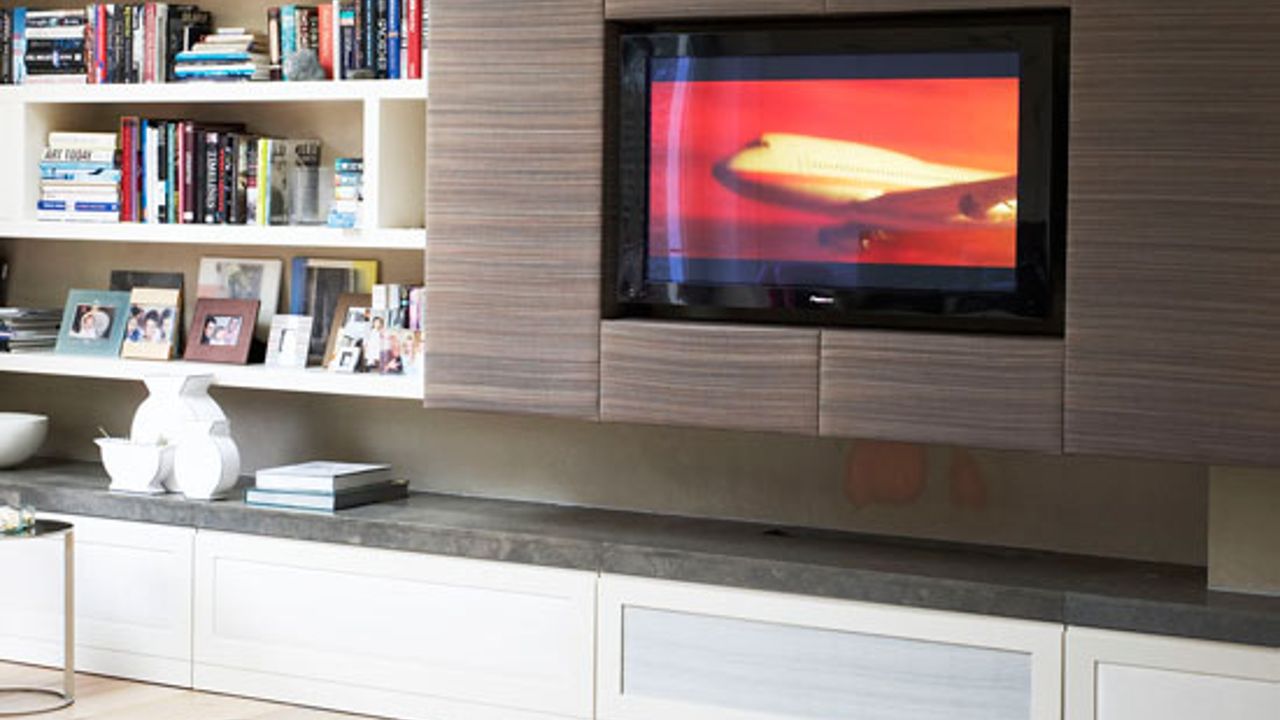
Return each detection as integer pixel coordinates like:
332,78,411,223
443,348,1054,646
96,438,175,495
0,413,48,469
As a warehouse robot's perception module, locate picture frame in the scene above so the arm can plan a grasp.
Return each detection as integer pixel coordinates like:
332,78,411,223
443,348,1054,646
322,293,371,368
289,257,378,360
54,289,131,357
185,298,260,365
265,315,314,369
109,270,187,354
121,287,181,361
195,257,283,340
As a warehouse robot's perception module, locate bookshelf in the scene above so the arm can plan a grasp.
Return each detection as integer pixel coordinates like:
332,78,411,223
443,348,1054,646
0,351,424,399
0,77,427,400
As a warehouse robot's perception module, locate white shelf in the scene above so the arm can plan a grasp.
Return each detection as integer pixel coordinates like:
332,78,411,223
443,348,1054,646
0,351,424,400
2,79,427,105
0,221,426,250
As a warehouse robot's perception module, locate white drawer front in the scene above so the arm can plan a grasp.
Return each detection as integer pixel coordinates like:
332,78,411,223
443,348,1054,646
0,513,193,686
193,530,596,720
1067,627,1280,720
599,575,1063,720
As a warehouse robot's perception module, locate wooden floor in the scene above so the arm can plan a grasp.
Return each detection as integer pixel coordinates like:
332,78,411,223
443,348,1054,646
0,662,374,719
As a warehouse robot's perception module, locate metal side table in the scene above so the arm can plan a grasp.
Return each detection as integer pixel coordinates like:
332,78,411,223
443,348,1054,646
0,520,74,716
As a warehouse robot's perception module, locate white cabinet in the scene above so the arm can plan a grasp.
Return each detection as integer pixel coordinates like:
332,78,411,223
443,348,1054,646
0,513,194,686
597,575,1064,720
1066,627,1280,720
192,531,597,720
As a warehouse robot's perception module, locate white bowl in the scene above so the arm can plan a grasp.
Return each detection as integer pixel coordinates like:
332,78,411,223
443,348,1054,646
96,438,175,495
0,413,48,468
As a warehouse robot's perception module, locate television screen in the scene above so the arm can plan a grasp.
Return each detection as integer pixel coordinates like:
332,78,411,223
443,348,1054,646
648,53,1021,293
611,16,1068,334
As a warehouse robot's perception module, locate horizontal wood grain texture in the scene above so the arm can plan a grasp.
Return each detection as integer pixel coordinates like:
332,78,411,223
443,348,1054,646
601,321,820,434
826,0,1068,12
821,330,1063,452
426,0,603,419
1064,0,1280,464
606,0,822,20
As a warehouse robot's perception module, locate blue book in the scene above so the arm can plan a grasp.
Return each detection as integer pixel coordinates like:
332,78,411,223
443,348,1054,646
41,168,122,182
40,161,117,173
176,50,259,62
289,256,308,314
386,0,400,79
280,4,297,78
12,8,26,84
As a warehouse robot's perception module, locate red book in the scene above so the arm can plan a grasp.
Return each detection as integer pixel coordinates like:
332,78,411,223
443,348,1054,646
143,3,156,83
317,4,334,79
405,0,420,79
119,117,136,222
95,4,107,84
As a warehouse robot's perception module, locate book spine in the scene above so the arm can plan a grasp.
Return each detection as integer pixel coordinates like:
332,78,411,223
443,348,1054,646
301,6,318,52
338,0,356,79
373,0,386,77
153,2,166,83
266,6,281,81
181,121,195,223
202,129,217,224
94,4,106,83
255,137,268,225
317,2,332,79
360,0,373,74
133,4,144,82
385,0,398,79
118,115,134,221
404,0,418,80
166,121,177,223
154,120,166,222
121,4,132,83
108,4,121,84
12,7,26,85
135,119,145,221
280,4,295,78
141,2,152,82
218,132,231,224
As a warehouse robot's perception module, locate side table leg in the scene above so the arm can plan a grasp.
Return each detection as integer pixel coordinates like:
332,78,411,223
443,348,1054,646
63,529,74,703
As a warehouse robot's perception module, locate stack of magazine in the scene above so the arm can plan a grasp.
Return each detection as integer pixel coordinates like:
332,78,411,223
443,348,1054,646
0,307,62,352
246,461,408,512
174,28,269,82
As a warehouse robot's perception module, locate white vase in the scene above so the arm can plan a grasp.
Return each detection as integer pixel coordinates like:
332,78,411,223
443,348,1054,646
173,420,241,501
131,374,227,490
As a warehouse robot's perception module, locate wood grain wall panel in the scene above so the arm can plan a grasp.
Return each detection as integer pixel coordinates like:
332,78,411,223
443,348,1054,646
606,0,823,20
425,0,603,419
1065,1,1280,464
826,0,1067,12
601,321,820,434
821,331,1063,452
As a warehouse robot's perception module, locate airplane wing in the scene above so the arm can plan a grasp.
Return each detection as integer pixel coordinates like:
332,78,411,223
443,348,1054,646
843,175,1018,228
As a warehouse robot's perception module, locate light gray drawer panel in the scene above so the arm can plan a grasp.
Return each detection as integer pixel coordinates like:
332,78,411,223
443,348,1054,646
623,607,1032,720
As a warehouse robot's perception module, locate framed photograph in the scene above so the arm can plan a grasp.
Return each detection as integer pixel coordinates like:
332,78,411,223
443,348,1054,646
55,289,131,357
121,288,181,361
333,345,362,373
322,293,371,368
196,257,283,340
185,298,260,365
265,315,314,369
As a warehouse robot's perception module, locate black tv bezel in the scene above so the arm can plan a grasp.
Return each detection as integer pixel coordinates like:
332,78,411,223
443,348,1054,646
604,11,1070,336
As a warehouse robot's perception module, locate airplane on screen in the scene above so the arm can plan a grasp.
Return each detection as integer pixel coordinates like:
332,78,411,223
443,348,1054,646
712,133,1018,247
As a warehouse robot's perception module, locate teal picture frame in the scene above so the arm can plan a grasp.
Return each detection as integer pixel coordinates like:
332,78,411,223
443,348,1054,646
55,289,132,357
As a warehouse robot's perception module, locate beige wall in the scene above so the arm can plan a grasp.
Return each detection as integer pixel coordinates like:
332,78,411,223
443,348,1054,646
1209,467,1280,595
0,370,1208,565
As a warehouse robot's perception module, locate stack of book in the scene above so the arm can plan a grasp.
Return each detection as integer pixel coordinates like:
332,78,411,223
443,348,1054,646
326,157,361,228
174,28,269,82
38,131,121,222
25,9,88,84
246,461,408,512
0,307,62,353
267,0,425,81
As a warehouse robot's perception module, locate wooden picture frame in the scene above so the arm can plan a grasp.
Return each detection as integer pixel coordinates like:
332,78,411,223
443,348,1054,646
185,298,260,365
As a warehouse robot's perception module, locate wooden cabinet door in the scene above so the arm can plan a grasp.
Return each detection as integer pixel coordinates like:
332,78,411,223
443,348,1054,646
425,0,603,419
1065,1,1280,464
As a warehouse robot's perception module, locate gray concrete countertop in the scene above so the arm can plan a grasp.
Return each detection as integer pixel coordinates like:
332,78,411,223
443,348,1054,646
4,459,1279,648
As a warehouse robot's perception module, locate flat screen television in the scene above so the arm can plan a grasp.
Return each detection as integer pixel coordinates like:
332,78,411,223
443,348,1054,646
607,13,1069,335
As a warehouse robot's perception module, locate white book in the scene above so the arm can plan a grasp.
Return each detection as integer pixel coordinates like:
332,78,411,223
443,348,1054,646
255,461,393,492
48,132,118,150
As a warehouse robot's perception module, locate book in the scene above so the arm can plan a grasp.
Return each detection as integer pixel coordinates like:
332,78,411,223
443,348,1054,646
254,460,392,492
245,480,409,512
49,131,118,151
317,2,333,78
385,0,399,78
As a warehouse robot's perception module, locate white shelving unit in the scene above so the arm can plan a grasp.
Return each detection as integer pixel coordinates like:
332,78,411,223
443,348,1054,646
0,352,423,400
0,76,428,401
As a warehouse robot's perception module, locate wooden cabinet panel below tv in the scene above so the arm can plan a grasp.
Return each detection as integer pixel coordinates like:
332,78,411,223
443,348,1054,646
1064,0,1280,465
425,0,604,419
601,321,821,435
820,330,1064,453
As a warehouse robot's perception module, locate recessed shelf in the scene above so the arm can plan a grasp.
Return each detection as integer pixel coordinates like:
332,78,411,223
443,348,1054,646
1,79,427,105
0,351,424,400
0,222,425,250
